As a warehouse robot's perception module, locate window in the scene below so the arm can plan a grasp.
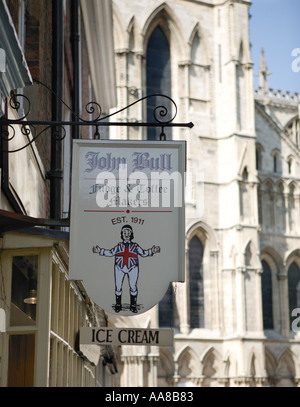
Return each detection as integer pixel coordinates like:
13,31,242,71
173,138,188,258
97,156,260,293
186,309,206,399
8,255,38,387
10,256,38,327
159,283,174,327
261,260,274,329
273,155,277,173
272,150,280,173
146,25,171,140
189,236,204,328
288,262,300,329
256,144,263,171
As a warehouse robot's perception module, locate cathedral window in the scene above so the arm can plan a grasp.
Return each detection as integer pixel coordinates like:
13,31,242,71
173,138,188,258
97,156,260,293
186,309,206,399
159,283,174,327
146,25,171,140
273,155,277,173
255,144,263,171
188,236,205,328
288,262,300,329
272,149,280,173
261,260,274,329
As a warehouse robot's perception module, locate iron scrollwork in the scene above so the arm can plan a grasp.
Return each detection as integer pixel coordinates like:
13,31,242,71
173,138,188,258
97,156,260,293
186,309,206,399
0,79,193,153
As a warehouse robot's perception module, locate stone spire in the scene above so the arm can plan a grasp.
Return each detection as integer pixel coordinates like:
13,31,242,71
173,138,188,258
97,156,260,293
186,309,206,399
258,48,271,95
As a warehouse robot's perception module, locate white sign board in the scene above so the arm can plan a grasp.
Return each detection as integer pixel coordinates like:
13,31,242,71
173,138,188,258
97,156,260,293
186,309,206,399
80,327,174,347
69,140,186,316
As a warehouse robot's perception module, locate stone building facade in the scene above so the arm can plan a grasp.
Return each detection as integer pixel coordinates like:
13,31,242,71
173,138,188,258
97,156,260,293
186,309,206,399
109,0,300,387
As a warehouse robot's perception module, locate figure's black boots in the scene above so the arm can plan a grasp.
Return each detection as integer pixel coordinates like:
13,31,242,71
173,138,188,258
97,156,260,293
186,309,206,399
130,295,138,313
115,294,137,313
115,295,122,313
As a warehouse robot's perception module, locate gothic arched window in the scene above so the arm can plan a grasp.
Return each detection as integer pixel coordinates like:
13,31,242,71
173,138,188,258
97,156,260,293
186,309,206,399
273,155,278,173
189,236,204,328
272,150,280,173
288,262,300,328
261,260,274,329
146,25,171,140
159,283,174,327
288,157,293,174
256,144,263,171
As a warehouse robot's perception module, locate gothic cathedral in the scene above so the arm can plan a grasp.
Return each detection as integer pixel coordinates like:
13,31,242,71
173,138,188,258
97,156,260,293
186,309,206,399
109,0,300,387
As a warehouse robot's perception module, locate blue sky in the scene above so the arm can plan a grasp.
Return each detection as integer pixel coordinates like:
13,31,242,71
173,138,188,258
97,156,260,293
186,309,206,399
249,0,300,93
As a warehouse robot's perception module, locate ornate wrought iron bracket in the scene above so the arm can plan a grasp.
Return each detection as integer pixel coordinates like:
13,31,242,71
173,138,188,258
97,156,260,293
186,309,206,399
0,79,194,153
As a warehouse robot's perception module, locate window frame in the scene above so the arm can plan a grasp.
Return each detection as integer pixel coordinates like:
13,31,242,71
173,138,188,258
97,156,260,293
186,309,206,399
261,259,274,330
145,24,172,141
188,234,205,329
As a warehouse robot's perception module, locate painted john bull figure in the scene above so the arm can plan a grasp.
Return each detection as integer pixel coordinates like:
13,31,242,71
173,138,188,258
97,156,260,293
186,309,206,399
93,225,160,313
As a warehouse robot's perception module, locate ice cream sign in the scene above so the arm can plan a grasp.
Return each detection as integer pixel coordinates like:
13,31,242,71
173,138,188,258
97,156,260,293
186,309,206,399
69,140,186,316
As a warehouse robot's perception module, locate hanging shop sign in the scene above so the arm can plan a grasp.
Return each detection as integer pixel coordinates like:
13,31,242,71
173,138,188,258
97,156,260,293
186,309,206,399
69,140,186,316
